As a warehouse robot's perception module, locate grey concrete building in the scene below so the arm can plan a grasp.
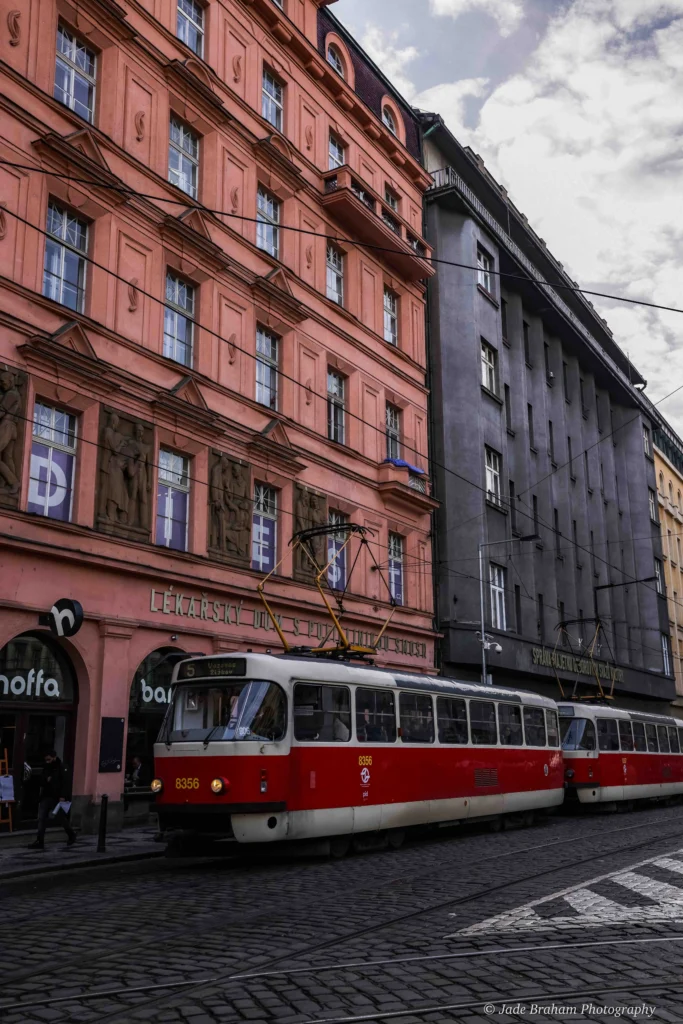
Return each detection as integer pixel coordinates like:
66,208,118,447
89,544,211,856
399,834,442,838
420,113,674,710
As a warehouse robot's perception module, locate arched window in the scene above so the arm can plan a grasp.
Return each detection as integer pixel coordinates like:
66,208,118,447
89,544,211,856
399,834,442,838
326,43,344,78
126,647,183,787
660,472,665,493
670,482,674,504
382,105,397,135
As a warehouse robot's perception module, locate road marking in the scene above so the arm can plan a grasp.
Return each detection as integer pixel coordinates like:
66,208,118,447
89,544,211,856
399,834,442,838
450,847,683,936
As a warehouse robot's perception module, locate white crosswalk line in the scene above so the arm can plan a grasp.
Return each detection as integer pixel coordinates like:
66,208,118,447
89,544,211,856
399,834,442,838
652,857,683,876
562,888,634,918
611,870,683,904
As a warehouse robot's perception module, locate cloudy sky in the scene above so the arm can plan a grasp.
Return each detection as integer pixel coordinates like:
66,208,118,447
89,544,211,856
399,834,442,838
335,0,683,434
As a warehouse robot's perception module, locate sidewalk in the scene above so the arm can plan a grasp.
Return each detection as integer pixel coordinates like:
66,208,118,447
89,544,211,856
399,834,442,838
0,824,164,881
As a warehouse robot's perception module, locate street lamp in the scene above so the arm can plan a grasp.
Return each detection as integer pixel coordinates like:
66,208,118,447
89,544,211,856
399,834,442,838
593,576,658,618
478,533,539,685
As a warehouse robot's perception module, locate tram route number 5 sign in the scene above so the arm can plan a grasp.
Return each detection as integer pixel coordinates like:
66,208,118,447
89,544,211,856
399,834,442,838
39,598,84,638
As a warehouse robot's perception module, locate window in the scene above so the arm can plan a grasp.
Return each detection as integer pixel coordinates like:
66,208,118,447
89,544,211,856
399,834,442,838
329,132,345,170
580,377,587,417
168,117,199,199
573,520,580,567
562,361,570,401
470,700,497,745
554,508,561,556
384,186,399,212
164,272,195,367
262,68,283,130
437,697,468,744
498,704,523,745
177,0,203,56
590,531,597,577
489,563,506,630
549,420,555,462
645,723,658,752
255,326,279,409
669,726,680,753
501,298,508,341
256,187,280,259
386,403,401,460
477,246,493,293
356,688,396,742
527,404,535,449
388,533,404,605
649,488,658,522
327,370,345,444
544,342,552,383
294,683,350,742
559,601,566,645
481,341,497,393
568,437,575,479
504,384,512,431
523,707,546,746
485,447,501,506
584,451,591,491
533,494,539,535
560,717,596,751
509,479,517,533
252,484,277,572
669,482,674,505
326,44,344,77
523,321,531,364
597,718,620,751
632,721,647,752
43,202,88,313
618,720,634,751
657,725,671,753
600,461,605,496
382,106,397,135
328,510,348,591
596,393,603,431
54,24,96,123
546,710,559,747
537,593,544,642
662,632,672,675
643,426,651,457
655,558,664,595
156,450,190,551
28,402,77,521
326,244,344,306
383,287,398,345
514,585,522,635
400,693,434,743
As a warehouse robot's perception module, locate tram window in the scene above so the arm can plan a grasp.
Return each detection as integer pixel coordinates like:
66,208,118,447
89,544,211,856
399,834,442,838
657,725,670,753
560,718,596,751
399,693,435,743
170,681,286,742
523,707,546,747
632,722,647,752
618,720,634,752
469,700,497,745
679,728,683,751
356,688,396,743
437,697,468,744
597,718,619,751
546,710,560,748
293,683,351,742
668,727,680,753
645,724,659,752
498,704,523,745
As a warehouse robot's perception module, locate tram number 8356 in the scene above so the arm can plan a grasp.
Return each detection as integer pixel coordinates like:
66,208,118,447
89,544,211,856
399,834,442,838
175,778,200,789
358,756,373,767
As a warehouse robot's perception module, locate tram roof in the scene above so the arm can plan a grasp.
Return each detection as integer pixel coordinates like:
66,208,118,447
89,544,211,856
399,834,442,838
559,701,683,729
174,652,555,707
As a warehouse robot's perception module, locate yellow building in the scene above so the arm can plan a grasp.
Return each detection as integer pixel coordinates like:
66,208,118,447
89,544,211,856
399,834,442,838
654,423,683,703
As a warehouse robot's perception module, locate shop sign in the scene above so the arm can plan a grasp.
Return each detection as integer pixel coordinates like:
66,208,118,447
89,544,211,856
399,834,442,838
148,586,428,660
39,598,84,638
531,647,624,684
0,669,61,699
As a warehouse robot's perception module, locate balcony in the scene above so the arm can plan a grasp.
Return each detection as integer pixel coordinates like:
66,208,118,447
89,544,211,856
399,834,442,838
378,460,438,515
322,167,434,282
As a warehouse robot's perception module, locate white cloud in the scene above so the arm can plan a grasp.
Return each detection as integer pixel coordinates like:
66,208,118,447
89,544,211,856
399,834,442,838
360,25,420,100
413,78,489,135
430,0,524,37
429,0,683,430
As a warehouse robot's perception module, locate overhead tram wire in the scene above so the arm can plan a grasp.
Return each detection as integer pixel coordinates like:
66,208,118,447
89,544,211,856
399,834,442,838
0,188,678,604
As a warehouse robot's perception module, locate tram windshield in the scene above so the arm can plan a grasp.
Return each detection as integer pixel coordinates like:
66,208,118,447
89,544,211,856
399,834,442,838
164,681,286,743
560,717,596,751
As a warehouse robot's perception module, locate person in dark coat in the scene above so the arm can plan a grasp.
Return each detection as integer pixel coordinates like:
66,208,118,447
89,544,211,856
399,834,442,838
28,750,76,850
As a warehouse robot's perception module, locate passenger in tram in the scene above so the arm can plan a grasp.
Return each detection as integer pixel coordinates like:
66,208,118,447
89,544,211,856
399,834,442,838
360,707,383,742
333,716,350,741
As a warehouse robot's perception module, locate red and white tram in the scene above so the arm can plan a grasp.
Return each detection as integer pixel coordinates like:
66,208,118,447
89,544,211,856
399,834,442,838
560,702,683,804
153,652,564,844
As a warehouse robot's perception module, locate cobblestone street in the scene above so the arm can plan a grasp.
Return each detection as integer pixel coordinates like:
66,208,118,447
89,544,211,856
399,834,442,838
3,806,683,1024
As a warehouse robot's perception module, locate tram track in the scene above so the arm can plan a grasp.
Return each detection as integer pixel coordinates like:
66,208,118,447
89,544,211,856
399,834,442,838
4,811,683,1020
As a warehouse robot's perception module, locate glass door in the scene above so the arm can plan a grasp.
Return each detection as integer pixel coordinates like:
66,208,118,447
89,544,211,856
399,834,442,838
20,713,68,822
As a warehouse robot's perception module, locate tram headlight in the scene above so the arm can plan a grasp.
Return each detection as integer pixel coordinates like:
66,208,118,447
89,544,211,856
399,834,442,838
564,768,575,780
211,777,228,794
151,778,163,794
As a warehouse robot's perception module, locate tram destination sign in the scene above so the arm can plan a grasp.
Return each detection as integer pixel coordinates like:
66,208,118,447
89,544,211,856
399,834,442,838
531,646,624,684
178,658,247,680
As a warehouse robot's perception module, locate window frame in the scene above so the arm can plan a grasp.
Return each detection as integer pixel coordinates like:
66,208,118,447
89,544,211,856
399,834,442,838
326,43,345,78
327,369,346,445
489,562,506,630
436,696,469,745
399,691,435,744
484,446,501,506
293,682,351,743
385,403,401,460
256,186,281,260
388,532,404,606
596,717,620,752
54,23,97,123
523,706,547,747
156,448,190,551
649,488,658,523
163,270,196,367
477,245,493,294
469,699,498,745
251,483,278,572
262,67,284,131
176,0,204,57
43,200,89,313
382,105,397,135
355,687,397,743
383,286,399,345
327,510,348,592
326,243,344,306
498,703,523,746
255,325,279,410
481,340,497,394
328,131,346,170
168,116,200,200
28,401,78,522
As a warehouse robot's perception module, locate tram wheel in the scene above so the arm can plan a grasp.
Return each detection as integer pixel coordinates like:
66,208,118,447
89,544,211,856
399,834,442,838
387,829,406,850
522,810,534,828
489,816,503,833
329,837,351,859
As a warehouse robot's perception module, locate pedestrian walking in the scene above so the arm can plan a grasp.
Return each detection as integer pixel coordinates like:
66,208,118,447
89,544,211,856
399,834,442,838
28,750,76,850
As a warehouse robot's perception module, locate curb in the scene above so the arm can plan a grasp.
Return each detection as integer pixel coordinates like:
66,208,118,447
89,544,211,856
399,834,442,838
0,847,163,882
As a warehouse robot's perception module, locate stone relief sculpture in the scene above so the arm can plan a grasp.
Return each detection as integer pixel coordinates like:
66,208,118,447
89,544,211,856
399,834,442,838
294,484,328,578
96,409,152,538
208,452,251,563
0,366,25,508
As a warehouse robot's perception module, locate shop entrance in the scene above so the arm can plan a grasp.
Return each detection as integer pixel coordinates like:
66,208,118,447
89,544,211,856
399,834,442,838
125,648,181,818
0,633,78,828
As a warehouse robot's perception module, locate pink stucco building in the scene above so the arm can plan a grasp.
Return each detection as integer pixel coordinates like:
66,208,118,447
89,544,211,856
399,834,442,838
0,0,436,829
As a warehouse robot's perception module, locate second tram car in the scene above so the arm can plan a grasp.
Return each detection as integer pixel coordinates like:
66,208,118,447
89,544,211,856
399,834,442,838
560,702,683,804
153,653,565,844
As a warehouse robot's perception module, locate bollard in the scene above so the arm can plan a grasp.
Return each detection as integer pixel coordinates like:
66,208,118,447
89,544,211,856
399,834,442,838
97,794,108,853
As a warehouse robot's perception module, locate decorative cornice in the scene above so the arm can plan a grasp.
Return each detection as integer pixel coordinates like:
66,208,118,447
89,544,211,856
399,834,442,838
32,130,129,206
163,59,232,123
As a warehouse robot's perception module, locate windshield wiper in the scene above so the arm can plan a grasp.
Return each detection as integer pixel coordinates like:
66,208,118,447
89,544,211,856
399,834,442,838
203,722,225,749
